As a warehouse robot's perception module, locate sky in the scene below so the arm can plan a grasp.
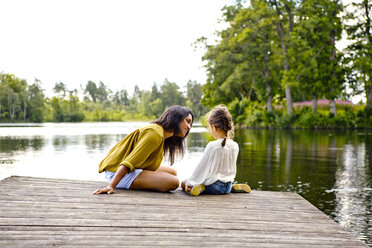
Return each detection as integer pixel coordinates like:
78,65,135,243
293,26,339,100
0,0,235,96
0,0,364,103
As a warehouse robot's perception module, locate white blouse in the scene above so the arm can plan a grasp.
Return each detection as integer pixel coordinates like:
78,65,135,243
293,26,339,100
185,139,239,186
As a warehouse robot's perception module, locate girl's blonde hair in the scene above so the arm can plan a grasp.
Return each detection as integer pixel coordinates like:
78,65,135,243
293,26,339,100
207,105,234,147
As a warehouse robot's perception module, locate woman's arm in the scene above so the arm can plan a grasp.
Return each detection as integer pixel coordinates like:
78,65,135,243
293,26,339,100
93,165,129,194
94,128,162,195
120,129,163,172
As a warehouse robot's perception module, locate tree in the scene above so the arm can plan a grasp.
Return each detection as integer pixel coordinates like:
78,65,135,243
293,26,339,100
326,0,344,116
0,78,5,119
292,0,344,114
150,83,161,102
344,0,372,108
97,81,109,104
150,98,164,117
231,1,280,112
128,86,140,113
0,73,28,121
137,91,153,118
67,91,84,122
160,79,185,108
7,87,18,120
51,97,63,122
134,85,141,102
85,80,98,102
200,4,257,109
268,0,296,114
113,89,129,107
53,82,67,98
28,79,45,122
20,83,28,121
149,83,164,117
186,80,206,118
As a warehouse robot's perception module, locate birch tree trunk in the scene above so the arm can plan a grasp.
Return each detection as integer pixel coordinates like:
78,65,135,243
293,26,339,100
265,51,273,113
266,82,273,112
363,0,372,108
330,96,337,116
312,94,317,113
270,0,293,115
23,97,27,121
366,83,372,109
23,90,27,121
11,104,15,120
329,0,338,116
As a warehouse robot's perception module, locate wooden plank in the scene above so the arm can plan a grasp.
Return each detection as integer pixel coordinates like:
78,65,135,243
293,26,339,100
0,176,368,248
0,227,361,246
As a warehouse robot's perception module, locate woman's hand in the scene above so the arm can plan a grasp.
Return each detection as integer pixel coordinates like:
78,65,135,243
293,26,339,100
93,166,129,195
93,186,115,195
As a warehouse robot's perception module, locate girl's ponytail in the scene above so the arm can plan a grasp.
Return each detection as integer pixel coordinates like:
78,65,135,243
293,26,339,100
222,136,227,147
208,105,234,148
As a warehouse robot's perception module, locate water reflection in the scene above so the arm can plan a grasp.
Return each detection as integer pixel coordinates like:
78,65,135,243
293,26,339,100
332,143,371,243
235,129,371,246
186,132,209,153
0,124,370,246
0,136,44,153
0,123,138,182
0,137,44,164
84,134,126,152
52,136,68,151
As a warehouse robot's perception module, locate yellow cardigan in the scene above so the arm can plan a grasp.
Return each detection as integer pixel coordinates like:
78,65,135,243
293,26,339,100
98,123,164,173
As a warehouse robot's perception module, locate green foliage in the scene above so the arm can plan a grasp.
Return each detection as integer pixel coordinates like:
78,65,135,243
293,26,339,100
0,0,369,127
234,98,369,129
84,81,98,103
355,107,372,127
48,95,85,122
199,0,351,119
228,98,251,124
186,80,208,120
297,112,324,128
343,0,372,107
292,0,344,103
0,74,45,123
0,73,206,123
276,114,297,129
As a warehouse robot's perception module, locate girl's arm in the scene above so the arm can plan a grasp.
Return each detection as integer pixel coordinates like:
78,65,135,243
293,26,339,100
185,143,214,187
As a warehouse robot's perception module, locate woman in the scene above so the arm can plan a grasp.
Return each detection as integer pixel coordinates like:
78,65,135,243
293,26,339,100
93,105,194,194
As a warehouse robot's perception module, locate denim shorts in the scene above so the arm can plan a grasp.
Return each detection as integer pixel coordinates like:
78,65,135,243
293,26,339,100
204,180,232,195
105,169,143,189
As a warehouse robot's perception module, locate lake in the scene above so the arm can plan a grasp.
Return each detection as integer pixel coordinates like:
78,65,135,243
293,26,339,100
0,122,371,246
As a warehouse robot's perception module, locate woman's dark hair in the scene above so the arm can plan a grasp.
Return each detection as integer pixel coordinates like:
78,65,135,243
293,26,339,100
152,105,194,165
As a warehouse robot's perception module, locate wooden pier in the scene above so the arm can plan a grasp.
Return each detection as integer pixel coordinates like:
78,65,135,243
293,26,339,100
0,176,368,247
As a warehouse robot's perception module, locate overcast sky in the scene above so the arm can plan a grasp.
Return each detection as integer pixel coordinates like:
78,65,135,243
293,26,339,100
0,0,235,95
0,0,363,103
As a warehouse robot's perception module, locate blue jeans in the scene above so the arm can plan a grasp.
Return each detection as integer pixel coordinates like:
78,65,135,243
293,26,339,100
204,180,232,195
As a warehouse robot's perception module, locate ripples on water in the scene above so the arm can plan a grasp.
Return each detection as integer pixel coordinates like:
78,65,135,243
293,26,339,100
0,123,371,246
234,129,371,246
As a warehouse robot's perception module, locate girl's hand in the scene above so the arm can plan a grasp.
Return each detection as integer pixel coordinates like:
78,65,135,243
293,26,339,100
93,186,115,195
184,185,192,195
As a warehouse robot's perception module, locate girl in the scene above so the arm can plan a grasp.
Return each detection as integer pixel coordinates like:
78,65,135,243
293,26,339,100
181,105,250,196
94,105,194,194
